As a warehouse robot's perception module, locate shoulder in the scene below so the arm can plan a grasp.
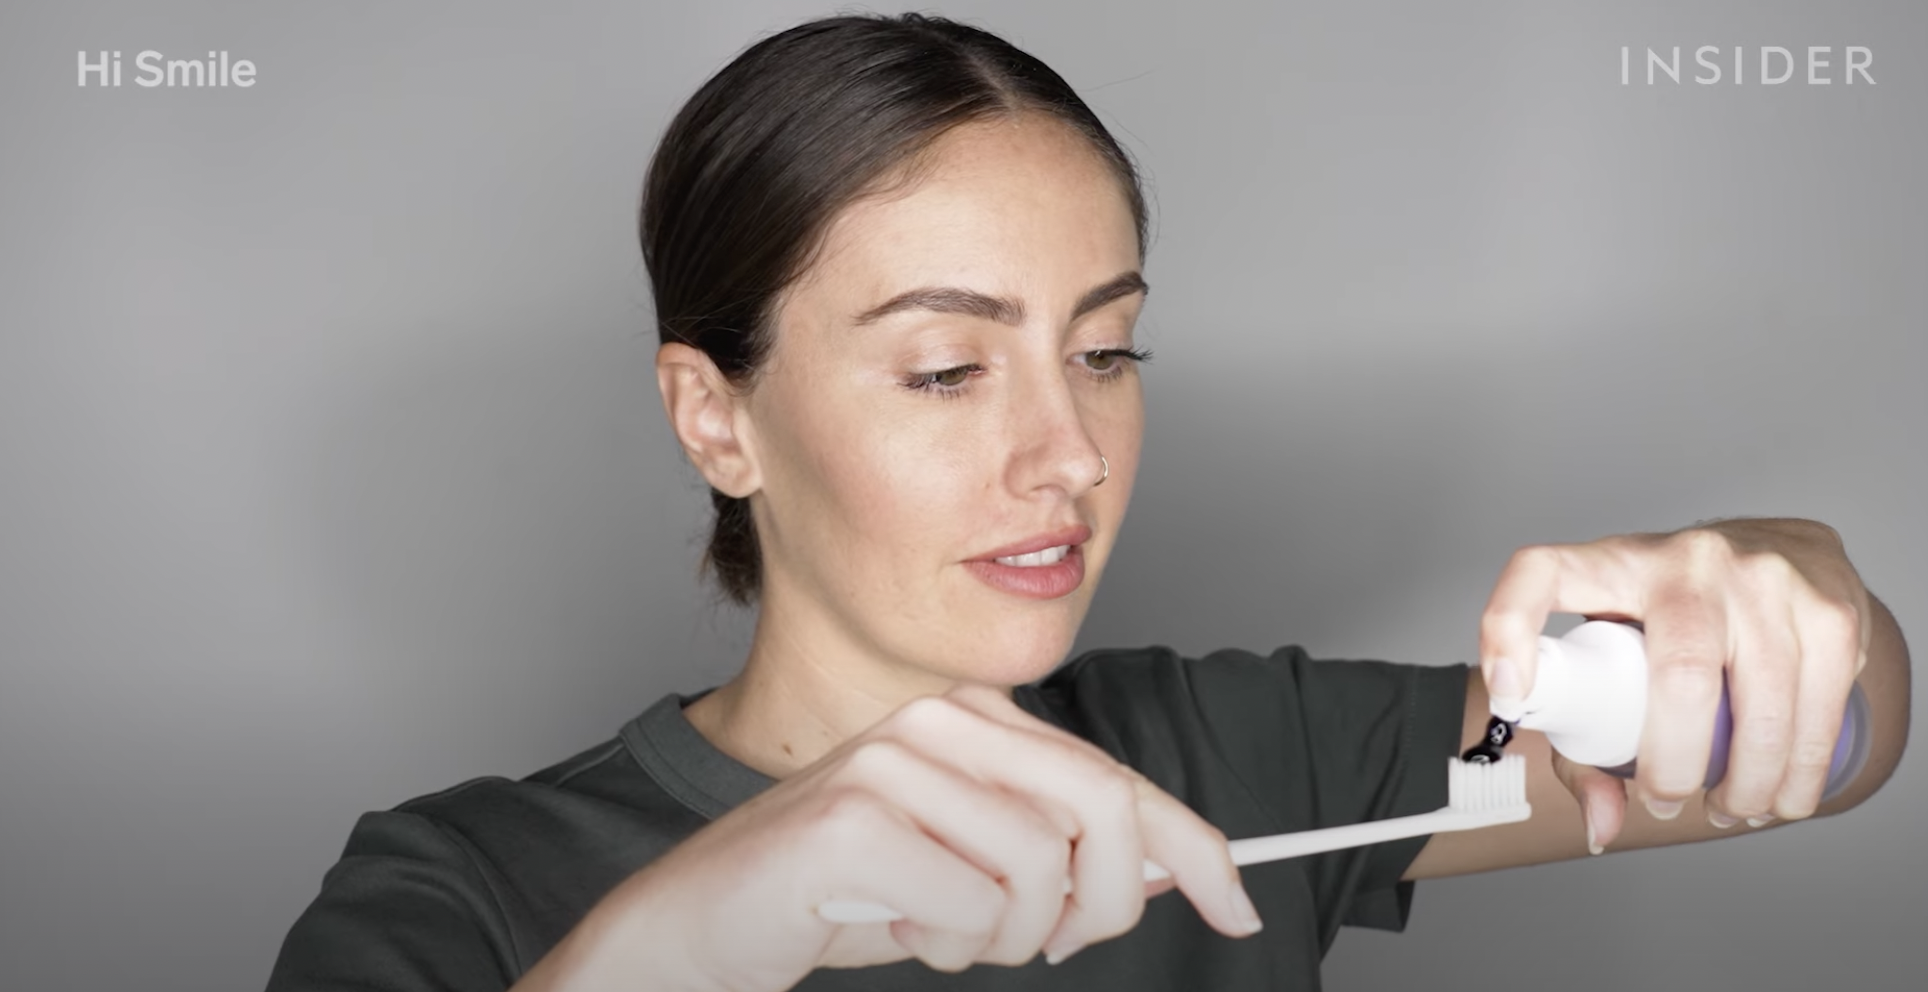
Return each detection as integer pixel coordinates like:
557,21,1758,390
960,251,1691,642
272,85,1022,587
270,699,717,986
367,736,623,840
373,723,704,867
315,734,646,906
328,694,713,888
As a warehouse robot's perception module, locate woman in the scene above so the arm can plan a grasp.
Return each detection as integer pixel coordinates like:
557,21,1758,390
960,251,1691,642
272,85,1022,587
265,12,1911,992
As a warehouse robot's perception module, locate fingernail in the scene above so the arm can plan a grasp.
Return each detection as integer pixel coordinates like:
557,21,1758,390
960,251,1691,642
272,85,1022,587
1708,809,1739,829
1043,933,1086,966
1747,814,1776,828
1586,817,1602,856
1228,885,1263,935
1644,797,1684,821
1487,658,1525,720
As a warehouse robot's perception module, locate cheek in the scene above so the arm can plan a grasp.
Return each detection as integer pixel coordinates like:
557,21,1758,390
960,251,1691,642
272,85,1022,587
763,382,974,567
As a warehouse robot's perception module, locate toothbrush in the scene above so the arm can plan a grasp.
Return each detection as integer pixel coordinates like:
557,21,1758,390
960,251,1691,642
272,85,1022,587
815,753,1530,924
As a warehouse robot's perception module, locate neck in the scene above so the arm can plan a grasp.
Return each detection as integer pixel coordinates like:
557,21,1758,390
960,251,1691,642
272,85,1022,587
682,589,1007,779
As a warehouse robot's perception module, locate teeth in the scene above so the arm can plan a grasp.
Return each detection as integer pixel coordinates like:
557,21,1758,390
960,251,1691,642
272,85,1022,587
994,545,1070,567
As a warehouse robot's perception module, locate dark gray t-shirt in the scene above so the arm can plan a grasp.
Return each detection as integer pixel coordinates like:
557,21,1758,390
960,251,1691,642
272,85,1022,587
265,646,1468,991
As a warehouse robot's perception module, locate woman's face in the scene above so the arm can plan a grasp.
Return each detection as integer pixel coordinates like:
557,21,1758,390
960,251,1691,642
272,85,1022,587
741,115,1146,689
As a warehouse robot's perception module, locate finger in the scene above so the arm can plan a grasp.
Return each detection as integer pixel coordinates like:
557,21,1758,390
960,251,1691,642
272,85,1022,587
825,738,1071,967
807,787,1006,972
941,682,1123,769
879,696,1150,954
936,687,1256,942
1131,778,1260,939
1550,750,1628,852
1634,581,1727,817
1775,590,1863,821
1480,541,1644,721
1708,582,1799,824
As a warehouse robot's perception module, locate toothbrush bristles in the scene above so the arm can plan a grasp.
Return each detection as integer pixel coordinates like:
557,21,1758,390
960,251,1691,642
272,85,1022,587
1449,753,1527,810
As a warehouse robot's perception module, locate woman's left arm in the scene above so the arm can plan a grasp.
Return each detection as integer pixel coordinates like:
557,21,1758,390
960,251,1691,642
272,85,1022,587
1405,518,1912,880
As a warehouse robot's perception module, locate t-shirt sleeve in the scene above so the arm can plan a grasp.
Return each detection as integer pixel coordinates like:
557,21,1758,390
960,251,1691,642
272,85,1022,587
264,809,519,992
1183,648,1468,941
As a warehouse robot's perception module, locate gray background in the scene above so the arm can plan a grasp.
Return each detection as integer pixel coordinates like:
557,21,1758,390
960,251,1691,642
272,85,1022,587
1,1,1922,989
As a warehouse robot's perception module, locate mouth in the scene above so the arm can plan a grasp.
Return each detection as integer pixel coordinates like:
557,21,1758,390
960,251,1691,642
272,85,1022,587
971,524,1093,564
992,544,1072,568
964,525,1093,600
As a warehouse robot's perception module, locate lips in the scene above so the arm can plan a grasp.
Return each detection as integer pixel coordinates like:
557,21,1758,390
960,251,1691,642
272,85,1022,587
971,524,1093,563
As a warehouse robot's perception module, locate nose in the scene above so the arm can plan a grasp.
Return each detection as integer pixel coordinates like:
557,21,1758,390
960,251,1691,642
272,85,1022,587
1004,360,1108,499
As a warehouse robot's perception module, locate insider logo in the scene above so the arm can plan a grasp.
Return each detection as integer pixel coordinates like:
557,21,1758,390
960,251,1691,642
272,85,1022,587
1620,46,1875,86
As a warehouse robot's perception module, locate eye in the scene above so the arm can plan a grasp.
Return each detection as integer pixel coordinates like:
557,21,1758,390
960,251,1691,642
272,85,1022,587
1079,347,1153,378
928,366,972,387
903,363,982,398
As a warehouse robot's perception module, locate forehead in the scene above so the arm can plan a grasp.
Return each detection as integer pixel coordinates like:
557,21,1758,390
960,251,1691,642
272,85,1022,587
788,117,1139,321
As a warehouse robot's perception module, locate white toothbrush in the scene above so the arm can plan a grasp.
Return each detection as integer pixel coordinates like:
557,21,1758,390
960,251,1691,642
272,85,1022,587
816,754,1530,924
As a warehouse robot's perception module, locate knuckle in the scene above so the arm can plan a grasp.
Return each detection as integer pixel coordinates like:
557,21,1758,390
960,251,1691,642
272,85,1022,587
1644,770,1701,801
1478,608,1525,648
1508,543,1559,572
1735,708,1795,750
920,888,1003,969
1088,765,1140,813
1491,545,1558,601
1790,736,1838,773
1722,792,1770,819
1675,527,1735,565
1083,901,1145,944
1812,598,1863,650
892,694,960,730
1010,828,1072,882
921,944,976,974
1776,794,1822,822
977,924,1036,968
1653,661,1724,703
1645,614,1724,667
964,877,1009,925
842,738,915,781
816,784,885,829
1740,550,1798,589
982,946,1032,968
944,682,1003,710
810,788,892,856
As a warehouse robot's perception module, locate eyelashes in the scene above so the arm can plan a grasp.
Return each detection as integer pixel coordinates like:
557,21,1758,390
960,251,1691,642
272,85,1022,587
902,348,1153,400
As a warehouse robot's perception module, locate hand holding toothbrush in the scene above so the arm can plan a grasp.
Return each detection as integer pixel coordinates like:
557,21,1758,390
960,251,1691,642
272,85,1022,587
508,683,1260,992
1475,517,1884,851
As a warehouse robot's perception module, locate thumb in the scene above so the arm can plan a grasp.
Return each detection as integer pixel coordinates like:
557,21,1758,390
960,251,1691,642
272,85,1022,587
1550,750,1627,855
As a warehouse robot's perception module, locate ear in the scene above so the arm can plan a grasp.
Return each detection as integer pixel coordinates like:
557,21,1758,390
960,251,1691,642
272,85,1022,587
655,342,761,498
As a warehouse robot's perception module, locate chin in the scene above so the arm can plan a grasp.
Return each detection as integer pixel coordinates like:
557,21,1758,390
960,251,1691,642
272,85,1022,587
941,623,1081,688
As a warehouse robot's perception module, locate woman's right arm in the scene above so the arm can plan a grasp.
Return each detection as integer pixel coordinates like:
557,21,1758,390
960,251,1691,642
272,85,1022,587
507,684,1265,992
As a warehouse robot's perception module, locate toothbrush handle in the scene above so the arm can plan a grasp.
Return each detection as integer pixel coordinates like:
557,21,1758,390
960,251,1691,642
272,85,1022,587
816,804,1531,924
1225,804,1529,867
818,871,1140,925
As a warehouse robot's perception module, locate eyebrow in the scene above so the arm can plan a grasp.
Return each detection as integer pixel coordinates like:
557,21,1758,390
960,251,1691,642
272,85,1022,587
849,270,1148,328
